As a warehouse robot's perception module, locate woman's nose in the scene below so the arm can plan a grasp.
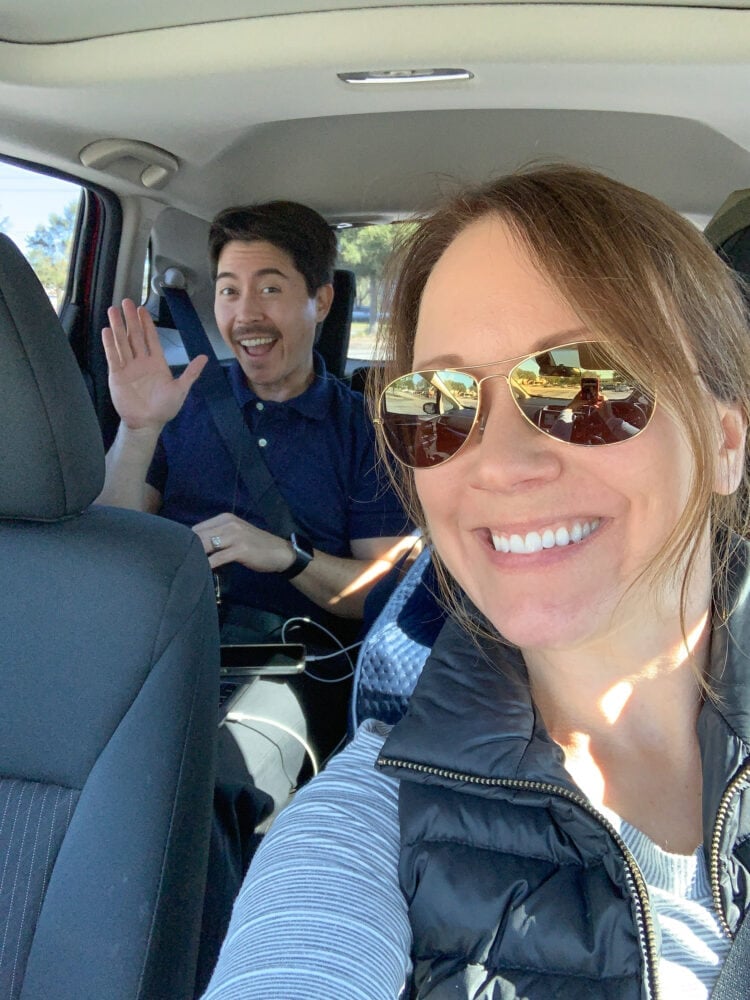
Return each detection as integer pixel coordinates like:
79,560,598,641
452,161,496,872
469,381,563,493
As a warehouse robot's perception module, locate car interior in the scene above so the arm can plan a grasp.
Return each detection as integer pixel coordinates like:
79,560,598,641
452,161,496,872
2,0,750,995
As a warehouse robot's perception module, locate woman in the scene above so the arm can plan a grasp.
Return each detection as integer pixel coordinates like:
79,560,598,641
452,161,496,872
202,165,750,999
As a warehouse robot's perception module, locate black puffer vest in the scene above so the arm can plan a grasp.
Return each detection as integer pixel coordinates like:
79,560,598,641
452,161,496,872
378,544,750,999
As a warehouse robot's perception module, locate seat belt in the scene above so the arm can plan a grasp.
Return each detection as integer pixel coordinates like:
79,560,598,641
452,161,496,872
160,280,300,539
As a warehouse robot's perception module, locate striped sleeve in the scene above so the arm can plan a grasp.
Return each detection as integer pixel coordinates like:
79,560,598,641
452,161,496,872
201,719,411,1000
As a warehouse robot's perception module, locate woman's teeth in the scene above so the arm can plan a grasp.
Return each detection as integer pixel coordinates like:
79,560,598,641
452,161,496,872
491,519,600,555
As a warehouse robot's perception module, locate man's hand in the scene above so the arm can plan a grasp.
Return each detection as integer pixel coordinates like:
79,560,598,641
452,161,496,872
193,513,297,574
102,298,207,431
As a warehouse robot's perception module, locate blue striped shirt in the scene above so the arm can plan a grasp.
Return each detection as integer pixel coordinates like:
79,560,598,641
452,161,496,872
202,721,410,999
203,720,728,999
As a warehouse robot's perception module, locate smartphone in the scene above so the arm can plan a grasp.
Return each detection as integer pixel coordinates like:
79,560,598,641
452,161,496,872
220,642,306,677
579,377,600,403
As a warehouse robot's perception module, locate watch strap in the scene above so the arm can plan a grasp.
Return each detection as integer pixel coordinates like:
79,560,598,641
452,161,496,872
280,532,314,579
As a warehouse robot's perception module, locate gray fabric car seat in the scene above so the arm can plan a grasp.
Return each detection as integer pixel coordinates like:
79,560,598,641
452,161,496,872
315,268,355,379
0,233,220,1000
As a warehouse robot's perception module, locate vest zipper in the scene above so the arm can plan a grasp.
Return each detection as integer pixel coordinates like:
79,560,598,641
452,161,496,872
708,759,750,939
378,755,660,1000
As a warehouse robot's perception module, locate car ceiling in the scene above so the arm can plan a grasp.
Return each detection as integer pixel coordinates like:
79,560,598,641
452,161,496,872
1,1,750,226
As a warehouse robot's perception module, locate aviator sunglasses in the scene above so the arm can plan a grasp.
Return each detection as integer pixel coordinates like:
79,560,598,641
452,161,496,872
375,341,656,470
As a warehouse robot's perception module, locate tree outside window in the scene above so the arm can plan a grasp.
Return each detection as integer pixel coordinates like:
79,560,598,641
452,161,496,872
25,201,77,309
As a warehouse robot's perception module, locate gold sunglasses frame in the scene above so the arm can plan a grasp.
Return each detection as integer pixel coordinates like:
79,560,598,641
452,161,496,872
374,340,656,469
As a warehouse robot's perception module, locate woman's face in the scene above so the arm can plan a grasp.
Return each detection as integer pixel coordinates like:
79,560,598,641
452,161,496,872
413,215,707,654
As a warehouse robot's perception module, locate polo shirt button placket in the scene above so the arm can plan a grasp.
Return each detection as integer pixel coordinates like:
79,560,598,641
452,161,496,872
252,400,269,450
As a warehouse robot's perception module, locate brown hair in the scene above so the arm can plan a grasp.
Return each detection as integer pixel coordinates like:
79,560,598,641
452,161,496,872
370,163,750,631
208,200,337,295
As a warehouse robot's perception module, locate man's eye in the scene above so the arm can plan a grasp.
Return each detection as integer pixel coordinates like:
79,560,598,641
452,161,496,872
261,285,281,295
217,286,236,296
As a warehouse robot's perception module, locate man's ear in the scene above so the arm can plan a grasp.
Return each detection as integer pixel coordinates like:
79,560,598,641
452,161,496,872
314,283,334,323
713,400,747,496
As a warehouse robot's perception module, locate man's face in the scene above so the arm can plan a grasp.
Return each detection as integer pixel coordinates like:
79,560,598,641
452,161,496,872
214,239,332,401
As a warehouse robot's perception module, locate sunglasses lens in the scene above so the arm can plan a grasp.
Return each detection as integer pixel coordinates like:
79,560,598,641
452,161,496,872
509,343,654,446
380,370,478,467
380,344,655,468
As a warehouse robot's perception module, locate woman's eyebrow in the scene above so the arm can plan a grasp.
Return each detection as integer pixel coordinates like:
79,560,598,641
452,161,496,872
412,351,464,369
413,328,591,370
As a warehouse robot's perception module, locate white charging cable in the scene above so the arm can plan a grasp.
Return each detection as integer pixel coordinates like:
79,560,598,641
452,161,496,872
224,712,320,777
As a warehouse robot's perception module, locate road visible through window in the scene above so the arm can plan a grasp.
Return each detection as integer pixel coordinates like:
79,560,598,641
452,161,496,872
0,160,82,313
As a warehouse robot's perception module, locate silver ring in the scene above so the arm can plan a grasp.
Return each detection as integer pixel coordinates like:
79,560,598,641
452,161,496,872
210,535,223,552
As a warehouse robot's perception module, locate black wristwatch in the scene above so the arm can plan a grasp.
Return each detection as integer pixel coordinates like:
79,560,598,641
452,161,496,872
279,532,314,579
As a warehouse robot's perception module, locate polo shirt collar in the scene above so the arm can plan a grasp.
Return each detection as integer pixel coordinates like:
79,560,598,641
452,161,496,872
227,351,333,421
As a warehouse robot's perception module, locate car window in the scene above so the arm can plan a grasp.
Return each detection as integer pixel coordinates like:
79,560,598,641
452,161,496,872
336,222,415,362
0,160,82,314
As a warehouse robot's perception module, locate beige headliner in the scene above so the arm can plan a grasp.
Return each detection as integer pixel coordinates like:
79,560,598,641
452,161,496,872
1,2,749,223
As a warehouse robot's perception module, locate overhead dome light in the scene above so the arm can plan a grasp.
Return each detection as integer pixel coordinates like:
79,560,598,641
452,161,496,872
337,68,473,85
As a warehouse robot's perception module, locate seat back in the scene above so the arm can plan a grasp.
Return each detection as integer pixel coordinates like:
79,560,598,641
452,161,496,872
350,546,447,731
705,188,750,304
316,268,355,379
0,234,219,1000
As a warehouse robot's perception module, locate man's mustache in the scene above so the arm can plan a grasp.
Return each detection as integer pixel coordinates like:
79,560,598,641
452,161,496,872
235,323,280,338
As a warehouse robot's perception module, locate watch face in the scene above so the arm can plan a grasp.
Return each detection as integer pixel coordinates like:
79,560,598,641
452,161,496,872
291,533,314,561
282,533,314,578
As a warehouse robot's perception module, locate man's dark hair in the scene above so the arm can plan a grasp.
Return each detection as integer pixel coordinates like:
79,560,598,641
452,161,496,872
208,200,337,295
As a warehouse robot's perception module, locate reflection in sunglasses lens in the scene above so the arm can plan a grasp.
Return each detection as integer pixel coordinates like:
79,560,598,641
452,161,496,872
381,371,479,467
509,344,653,446
380,343,654,467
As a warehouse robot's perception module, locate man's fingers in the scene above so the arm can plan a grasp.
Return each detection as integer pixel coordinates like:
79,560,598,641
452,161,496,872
101,327,124,372
105,299,174,374
106,305,133,363
121,298,149,358
178,354,209,390
208,549,233,570
138,304,164,357
192,521,235,568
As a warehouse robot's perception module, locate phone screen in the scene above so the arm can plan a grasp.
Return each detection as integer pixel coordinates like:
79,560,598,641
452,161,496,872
220,643,306,677
580,377,600,402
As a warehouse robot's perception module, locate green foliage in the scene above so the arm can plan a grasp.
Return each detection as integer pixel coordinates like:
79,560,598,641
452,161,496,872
25,200,77,304
337,222,415,332
337,224,400,279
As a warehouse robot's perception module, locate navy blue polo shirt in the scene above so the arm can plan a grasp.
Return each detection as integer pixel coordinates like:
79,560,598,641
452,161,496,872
147,353,408,622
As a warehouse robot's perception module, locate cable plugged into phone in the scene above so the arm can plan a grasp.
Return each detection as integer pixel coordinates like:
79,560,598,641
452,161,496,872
280,616,360,683
220,643,306,678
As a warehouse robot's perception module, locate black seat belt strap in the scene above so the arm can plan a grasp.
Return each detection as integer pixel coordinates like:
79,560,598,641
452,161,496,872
160,283,299,538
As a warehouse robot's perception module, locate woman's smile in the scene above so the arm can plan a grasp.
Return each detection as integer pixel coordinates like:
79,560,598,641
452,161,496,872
489,517,602,554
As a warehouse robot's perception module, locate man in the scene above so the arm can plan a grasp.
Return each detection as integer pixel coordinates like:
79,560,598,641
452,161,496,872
99,201,411,989
98,201,410,640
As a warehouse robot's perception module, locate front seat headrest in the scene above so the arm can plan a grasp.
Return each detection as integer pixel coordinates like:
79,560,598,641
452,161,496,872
0,233,104,521
704,189,750,304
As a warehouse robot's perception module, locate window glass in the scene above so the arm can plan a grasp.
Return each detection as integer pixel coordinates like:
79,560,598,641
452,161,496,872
142,239,153,304
0,160,82,313
336,222,415,361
